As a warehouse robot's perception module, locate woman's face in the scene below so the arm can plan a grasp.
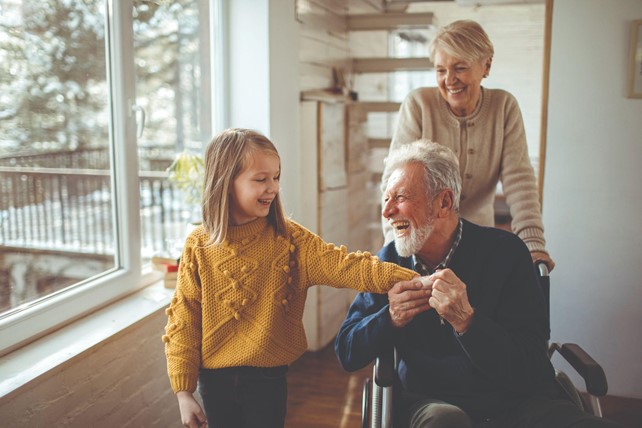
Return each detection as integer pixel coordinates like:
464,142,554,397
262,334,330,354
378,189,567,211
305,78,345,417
434,49,490,117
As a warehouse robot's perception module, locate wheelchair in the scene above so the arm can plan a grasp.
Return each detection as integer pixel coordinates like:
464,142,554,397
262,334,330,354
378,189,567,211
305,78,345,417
361,262,609,428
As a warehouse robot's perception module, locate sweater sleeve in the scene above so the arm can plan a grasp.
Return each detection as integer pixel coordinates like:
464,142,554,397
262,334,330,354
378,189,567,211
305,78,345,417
290,222,416,293
334,291,396,372
162,234,204,393
498,93,547,254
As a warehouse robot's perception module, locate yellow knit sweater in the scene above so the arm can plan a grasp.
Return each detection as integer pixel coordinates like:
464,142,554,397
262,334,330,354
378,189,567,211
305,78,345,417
163,217,415,393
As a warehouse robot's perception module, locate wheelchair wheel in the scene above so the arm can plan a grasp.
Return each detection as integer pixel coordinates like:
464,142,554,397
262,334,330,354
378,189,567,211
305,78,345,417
362,378,371,428
556,370,586,411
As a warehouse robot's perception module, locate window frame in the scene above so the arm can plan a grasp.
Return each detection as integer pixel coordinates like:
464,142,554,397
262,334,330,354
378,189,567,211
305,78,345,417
0,0,218,355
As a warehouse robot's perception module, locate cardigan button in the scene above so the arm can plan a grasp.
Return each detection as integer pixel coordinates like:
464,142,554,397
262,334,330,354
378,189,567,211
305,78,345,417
468,148,475,154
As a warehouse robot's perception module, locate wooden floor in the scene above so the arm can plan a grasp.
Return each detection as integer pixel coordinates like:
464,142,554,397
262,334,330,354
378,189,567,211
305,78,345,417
285,344,642,428
285,344,370,428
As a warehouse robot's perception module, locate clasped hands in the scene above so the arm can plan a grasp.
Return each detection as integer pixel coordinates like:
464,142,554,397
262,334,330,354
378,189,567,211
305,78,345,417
388,269,474,334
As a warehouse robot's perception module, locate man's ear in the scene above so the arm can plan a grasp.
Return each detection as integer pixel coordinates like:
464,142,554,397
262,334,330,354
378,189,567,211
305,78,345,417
438,190,455,214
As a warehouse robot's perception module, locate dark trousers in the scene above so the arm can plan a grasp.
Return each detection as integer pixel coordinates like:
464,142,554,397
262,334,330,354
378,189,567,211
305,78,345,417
198,365,288,428
396,382,622,428
480,394,622,428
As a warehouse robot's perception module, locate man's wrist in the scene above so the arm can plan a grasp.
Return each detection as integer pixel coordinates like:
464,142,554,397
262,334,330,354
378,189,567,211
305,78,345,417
454,309,474,335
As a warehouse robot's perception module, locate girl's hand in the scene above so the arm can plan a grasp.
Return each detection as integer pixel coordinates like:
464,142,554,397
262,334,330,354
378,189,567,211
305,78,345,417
176,391,208,428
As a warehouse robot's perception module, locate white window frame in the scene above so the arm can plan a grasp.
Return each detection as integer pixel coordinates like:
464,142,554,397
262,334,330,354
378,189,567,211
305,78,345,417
0,0,219,355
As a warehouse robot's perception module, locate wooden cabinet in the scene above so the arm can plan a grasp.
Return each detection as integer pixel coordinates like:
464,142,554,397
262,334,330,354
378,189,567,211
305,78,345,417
300,98,369,351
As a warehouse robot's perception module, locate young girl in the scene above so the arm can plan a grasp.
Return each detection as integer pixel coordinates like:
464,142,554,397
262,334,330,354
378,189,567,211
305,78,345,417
162,128,417,428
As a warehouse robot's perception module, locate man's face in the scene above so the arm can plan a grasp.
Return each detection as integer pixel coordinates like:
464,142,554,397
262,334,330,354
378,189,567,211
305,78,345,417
382,162,436,257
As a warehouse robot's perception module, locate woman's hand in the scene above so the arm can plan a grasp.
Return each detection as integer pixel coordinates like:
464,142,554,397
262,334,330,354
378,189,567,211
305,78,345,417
531,251,555,272
176,391,207,428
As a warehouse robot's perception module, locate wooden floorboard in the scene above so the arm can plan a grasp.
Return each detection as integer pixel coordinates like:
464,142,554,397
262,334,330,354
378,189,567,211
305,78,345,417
286,344,642,428
286,344,370,428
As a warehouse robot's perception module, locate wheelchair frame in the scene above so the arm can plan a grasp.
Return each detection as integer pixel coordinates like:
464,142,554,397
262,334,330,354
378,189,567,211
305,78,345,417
361,263,609,428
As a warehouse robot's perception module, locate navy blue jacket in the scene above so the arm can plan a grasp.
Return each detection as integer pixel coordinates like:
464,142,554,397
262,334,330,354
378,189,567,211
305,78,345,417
334,220,555,421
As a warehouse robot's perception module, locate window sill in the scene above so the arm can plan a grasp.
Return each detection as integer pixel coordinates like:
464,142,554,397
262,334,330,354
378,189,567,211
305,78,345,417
0,276,173,400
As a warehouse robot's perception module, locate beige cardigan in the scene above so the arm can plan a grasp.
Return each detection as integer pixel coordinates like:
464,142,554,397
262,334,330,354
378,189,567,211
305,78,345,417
382,87,547,254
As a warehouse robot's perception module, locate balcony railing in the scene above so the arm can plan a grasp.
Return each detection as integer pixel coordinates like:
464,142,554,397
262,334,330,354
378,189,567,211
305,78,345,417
0,165,190,259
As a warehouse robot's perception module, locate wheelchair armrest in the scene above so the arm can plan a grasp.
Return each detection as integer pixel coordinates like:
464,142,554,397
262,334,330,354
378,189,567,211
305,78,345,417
550,342,608,397
374,347,395,387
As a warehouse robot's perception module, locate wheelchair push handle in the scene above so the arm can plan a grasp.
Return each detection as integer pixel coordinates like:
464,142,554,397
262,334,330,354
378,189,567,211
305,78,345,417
536,260,550,278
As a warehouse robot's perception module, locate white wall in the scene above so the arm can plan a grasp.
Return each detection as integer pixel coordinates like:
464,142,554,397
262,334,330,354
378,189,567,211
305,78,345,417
226,0,302,218
545,0,642,399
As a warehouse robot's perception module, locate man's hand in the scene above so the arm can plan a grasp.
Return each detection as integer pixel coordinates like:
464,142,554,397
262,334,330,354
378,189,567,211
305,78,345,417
388,278,432,328
176,391,208,428
428,269,474,334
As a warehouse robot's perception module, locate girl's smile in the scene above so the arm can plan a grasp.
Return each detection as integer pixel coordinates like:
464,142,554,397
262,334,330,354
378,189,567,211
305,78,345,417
229,151,281,226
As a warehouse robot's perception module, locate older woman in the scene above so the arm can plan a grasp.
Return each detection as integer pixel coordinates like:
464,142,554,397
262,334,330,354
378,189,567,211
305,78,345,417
382,19,554,269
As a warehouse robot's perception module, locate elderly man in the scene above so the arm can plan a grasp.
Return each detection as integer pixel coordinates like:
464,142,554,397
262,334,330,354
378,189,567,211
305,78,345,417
335,141,619,427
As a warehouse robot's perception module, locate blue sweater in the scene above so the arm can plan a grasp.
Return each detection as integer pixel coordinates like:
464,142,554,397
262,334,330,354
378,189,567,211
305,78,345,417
334,220,555,421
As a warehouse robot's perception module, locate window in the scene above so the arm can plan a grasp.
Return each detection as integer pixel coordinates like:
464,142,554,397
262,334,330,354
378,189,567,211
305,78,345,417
0,0,215,354
388,29,434,102
134,0,211,260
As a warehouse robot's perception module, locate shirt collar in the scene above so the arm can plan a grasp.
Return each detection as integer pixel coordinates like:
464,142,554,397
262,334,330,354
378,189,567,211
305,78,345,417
413,219,463,274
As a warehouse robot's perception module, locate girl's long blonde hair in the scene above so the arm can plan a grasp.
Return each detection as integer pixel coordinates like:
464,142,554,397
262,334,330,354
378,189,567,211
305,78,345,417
201,128,287,245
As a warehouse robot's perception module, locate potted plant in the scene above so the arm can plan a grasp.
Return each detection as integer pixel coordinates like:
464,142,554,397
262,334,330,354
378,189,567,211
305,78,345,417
156,150,205,271
166,150,205,224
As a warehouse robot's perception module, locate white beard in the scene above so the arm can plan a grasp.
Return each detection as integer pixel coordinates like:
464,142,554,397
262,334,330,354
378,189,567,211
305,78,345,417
395,222,433,258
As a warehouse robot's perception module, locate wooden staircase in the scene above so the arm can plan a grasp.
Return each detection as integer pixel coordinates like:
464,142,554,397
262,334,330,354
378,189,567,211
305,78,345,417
346,10,435,250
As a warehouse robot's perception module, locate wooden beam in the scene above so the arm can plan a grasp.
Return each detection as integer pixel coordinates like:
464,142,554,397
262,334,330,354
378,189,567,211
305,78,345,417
355,101,401,113
368,138,391,149
347,12,434,31
353,57,432,73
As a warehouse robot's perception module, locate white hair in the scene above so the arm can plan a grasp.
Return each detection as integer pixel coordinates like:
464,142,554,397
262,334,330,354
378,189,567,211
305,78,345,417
384,139,461,212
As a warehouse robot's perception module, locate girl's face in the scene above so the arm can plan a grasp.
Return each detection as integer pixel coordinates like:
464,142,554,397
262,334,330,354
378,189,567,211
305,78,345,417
229,150,280,226
434,49,490,117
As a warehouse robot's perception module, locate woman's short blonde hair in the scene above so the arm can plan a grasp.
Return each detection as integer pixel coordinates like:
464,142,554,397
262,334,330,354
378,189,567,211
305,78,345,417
201,128,287,245
429,19,494,64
